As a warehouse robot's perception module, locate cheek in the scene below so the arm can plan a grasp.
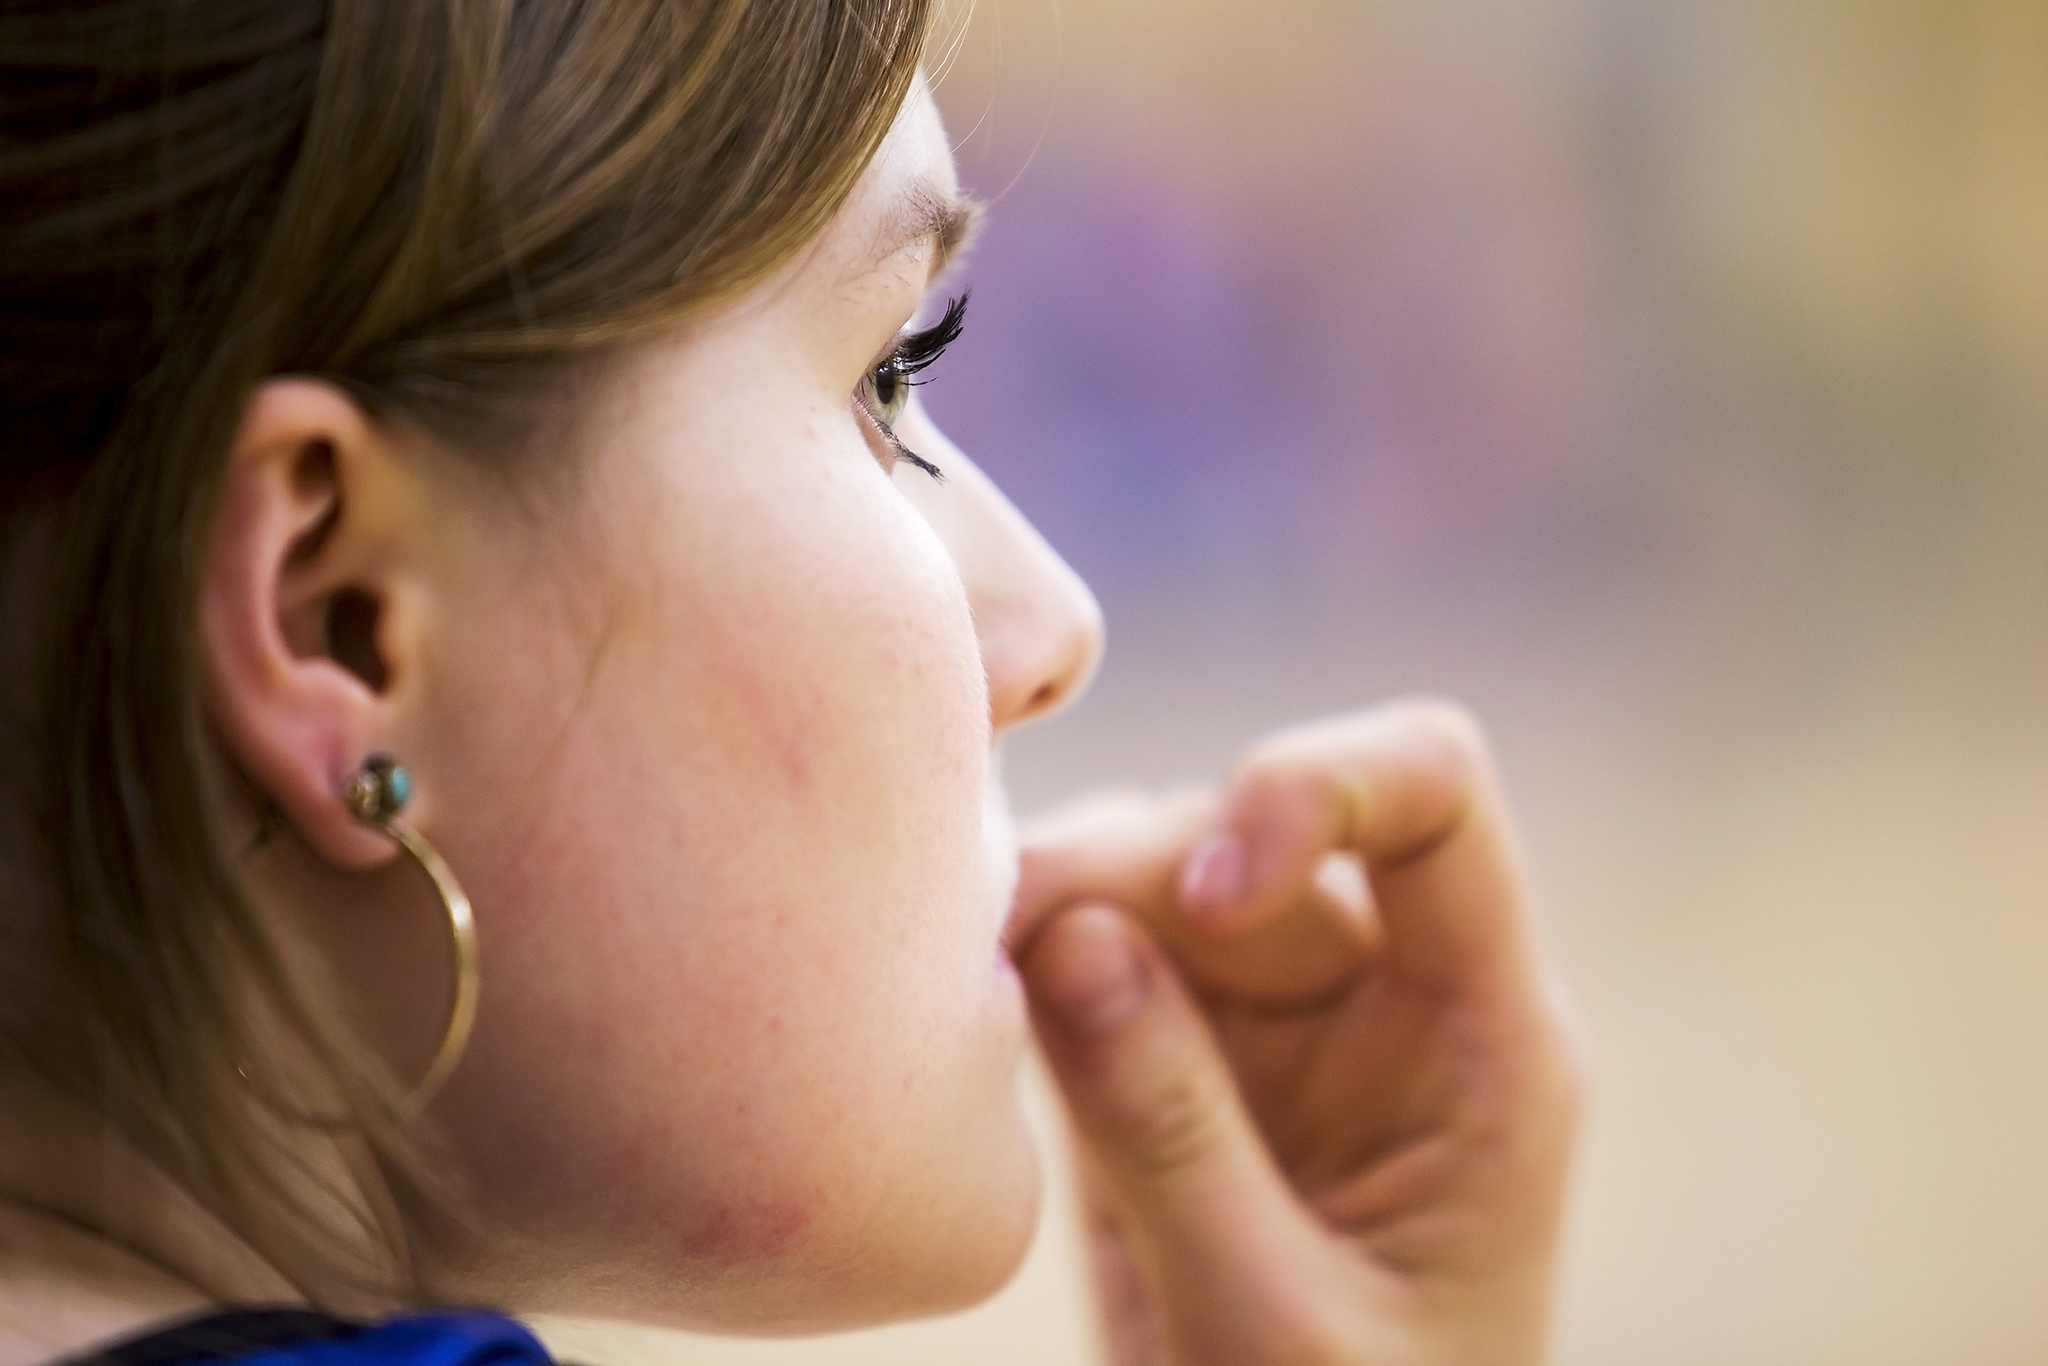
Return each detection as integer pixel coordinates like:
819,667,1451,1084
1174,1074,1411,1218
420,447,1023,1311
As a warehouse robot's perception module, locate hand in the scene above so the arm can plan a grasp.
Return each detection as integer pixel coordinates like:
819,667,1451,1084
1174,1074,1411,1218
1010,701,1582,1366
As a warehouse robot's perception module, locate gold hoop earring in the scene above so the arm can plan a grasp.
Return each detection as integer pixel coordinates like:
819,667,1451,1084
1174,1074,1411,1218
344,753,479,1107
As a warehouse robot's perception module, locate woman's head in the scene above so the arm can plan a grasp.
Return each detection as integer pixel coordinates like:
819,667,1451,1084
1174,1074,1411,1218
1,0,1101,1334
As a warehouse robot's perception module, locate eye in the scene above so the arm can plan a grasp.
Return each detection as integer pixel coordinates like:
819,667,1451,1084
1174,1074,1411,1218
854,294,969,481
859,354,915,433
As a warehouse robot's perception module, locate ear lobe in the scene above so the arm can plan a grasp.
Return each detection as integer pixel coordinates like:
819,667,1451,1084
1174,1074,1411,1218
202,378,405,871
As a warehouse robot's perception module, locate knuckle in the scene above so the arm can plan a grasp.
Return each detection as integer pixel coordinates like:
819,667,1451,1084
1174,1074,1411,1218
1113,1068,1230,1176
1386,694,1492,772
1219,700,1507,862
1225,741,1330,823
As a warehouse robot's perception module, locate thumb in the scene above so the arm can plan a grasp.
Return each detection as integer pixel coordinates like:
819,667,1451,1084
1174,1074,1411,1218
1021,905,1353,1360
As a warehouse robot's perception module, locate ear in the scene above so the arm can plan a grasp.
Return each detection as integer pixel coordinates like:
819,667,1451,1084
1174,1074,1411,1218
202,377,421,870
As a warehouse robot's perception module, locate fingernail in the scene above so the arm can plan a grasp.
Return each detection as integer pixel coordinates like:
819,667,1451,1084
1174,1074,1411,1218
1178,832,1247,913
1033,910,1151,1039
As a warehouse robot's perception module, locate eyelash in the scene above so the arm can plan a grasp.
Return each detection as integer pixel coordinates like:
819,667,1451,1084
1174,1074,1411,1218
859,292,969,481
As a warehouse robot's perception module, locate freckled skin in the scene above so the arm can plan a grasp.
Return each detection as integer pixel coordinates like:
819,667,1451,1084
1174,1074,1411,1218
289,85,1104,1332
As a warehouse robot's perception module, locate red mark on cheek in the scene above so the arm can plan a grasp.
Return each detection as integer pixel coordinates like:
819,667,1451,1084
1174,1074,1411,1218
703,644,815,798
681,1198,812,1263
776,737,812,795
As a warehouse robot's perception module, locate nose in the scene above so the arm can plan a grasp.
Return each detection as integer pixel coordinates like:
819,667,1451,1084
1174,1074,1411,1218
892,406,1104,732
971,500,1103,730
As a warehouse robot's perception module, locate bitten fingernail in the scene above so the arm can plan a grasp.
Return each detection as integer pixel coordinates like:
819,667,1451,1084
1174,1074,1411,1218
1178,832,1247,912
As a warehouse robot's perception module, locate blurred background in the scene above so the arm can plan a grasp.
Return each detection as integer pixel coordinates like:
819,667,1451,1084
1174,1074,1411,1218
540,1,2048,1362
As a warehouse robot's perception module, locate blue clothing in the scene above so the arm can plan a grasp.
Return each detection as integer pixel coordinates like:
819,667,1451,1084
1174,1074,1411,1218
66,1308,556,1366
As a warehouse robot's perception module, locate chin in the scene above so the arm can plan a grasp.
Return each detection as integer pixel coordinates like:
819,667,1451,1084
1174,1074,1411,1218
918,1113,1045,1315
807,1080,1047,1330
621,1095,1043,1336
489,1128,1043,1338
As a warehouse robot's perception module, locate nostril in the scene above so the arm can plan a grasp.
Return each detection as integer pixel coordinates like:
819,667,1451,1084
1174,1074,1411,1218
989,627,1081,731
979,541,1105,732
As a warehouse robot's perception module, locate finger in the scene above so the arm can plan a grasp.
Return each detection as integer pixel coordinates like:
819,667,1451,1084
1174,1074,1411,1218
1014,789,1377,1005
1008,787,1218,958
1183,699,1534,989
1072,1148,1172,1366
1022,904,1350,1354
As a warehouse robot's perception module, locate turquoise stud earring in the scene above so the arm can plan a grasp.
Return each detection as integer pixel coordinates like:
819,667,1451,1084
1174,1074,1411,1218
343,752,412,823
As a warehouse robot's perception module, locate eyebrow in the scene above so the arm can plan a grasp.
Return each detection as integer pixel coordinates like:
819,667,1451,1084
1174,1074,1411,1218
879,182,985,284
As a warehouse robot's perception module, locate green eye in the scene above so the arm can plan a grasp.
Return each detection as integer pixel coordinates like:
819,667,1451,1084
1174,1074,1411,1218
853,295,968,482
861,358,912,430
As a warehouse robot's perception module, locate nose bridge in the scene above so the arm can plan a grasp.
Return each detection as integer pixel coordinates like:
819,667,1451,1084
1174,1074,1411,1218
938,454,1104,733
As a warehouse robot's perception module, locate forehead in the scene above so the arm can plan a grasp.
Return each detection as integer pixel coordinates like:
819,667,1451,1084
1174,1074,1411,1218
822,83,963,292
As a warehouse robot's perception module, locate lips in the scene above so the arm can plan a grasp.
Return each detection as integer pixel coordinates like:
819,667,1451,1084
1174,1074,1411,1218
999,860,1063,962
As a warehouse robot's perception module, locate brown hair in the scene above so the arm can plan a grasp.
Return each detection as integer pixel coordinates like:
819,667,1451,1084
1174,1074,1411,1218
0,0,932,1307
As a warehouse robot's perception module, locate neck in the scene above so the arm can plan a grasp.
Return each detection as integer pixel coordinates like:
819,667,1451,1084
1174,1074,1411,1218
0,1073,299,1366
0,1201,210,1366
